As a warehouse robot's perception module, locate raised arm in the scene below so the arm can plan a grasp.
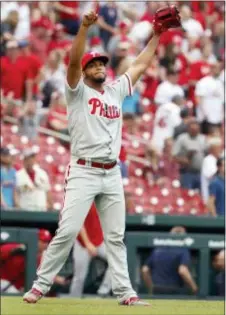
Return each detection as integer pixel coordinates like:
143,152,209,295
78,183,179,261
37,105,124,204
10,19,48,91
126,35,160,86
126,5,181,86
66,11,98,89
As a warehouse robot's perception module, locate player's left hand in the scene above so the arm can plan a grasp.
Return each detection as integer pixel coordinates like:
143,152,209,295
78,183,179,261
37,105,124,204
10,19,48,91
153,5,181,35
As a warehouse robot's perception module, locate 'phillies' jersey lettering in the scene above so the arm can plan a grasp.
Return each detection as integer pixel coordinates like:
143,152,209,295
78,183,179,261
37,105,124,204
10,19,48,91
88,98,120,119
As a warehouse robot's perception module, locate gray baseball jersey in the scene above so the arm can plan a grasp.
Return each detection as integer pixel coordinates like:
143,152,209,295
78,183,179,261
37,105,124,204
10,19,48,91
29,71,137,302
65,73,133,161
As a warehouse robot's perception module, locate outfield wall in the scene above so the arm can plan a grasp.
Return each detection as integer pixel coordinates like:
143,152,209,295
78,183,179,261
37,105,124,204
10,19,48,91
1,210,224,298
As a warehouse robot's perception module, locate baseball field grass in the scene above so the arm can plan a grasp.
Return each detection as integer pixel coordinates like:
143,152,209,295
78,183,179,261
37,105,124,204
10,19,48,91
1,297,224,315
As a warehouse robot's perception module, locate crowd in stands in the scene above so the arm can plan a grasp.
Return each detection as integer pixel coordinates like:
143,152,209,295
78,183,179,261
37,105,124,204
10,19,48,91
0,1,225,216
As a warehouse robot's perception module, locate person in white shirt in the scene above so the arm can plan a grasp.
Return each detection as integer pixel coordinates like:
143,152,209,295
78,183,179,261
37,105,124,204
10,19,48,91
39,50,66,99
201,138,222,204
151,95,185,153
1,2,30,40
180,5,204,39
154,69,185,106
16,148,53,211
195,61,224,134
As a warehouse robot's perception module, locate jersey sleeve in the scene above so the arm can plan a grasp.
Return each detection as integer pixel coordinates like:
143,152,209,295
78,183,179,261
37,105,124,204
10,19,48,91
109,72,133,103
65,77,85,106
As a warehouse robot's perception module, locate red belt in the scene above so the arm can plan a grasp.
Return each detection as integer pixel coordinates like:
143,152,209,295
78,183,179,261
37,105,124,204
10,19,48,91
77,159,117,170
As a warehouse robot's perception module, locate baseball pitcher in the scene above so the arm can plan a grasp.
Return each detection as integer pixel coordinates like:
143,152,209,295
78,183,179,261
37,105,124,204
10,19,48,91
23,5,181,306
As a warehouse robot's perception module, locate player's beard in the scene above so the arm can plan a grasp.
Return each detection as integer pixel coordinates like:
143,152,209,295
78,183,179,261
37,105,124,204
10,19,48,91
92,75,106,84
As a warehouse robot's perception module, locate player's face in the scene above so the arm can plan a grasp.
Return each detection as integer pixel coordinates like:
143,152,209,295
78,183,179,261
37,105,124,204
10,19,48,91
84,60,107,83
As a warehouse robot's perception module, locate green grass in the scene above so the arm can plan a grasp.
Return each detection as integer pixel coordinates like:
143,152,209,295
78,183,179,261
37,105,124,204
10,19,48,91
1,297,224,315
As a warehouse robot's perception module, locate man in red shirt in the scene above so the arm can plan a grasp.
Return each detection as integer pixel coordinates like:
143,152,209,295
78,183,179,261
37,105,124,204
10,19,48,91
18,40,43,98
48,24,72,54
0,40,33,102
0,230,52,293
70,203,112,297
30,18,53,63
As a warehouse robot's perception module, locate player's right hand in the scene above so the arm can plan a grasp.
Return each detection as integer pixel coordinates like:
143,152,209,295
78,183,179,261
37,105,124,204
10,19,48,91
87,242,98,257
82,11,98,28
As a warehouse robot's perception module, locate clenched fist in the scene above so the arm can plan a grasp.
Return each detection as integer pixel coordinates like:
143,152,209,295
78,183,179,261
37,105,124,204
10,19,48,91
82,11,98,28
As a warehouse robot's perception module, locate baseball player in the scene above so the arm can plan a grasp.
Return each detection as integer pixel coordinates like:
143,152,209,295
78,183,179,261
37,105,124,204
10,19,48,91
70,203,111,297
23,6,181,306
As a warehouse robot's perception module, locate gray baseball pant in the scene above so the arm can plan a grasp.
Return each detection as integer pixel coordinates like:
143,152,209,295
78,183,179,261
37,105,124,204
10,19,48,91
33,161,137,302
70,240,111,297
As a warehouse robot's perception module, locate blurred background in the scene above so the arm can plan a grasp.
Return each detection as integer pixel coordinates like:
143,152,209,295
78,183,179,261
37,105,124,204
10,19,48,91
0,0,225,301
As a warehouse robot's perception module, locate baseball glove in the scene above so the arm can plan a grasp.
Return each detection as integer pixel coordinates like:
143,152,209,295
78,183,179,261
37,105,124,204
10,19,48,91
153,5,181,35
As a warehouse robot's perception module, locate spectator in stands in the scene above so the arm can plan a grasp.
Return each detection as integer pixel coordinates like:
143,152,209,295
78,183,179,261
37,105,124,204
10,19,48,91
0,229,68,294
141,226,198,295
47,92,68,134
141,55,160,104
154,69,184,106
30,19,53,63
173,120,207,190
184,36,202,64
47,23,72,55
18,100,39,140
1,2,30,42
110,39,135,78
70,204,111,298
107,19,132,55
207,157,225,217
212,250,225,297
0,147,18,210
159,42,188,88
195,61,224,135
173,107,193,139
201,42,218,65
0,10,19,43
143,146,164,186
16,148,53,211
201,138,222,203
13,1,31,41
160,138,179,181
97,1,119,49
1,40,33,102
122,113,138,136
151,95,184,154
39,50,66,107
53,1,80,36
18,39,42,99
180,5,204,38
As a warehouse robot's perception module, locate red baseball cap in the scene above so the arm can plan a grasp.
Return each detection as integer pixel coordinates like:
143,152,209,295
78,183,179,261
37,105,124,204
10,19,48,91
81,52,109,70
38,229,52,242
